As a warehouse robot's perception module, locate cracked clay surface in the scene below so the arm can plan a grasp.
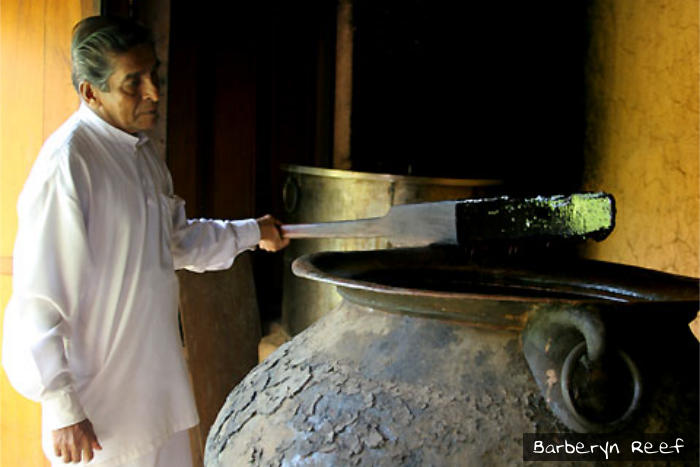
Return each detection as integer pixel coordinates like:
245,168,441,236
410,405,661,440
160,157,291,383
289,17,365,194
205,302,553,466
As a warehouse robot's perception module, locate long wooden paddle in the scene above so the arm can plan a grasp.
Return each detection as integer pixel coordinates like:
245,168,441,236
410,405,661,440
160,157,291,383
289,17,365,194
280,193,615,247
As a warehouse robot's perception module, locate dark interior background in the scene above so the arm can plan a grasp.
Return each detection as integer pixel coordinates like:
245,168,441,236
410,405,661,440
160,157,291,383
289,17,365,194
109,0,590,322
351,1,588,190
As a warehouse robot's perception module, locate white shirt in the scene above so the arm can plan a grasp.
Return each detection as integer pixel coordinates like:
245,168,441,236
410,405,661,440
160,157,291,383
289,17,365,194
2,103,261,465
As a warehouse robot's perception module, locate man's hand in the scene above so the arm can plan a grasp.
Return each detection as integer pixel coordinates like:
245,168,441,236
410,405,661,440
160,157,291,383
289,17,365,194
257,215,290,252
52,419,102,464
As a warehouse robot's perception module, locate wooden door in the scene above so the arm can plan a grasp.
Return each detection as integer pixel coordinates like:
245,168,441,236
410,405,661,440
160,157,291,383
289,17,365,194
0,2,97,465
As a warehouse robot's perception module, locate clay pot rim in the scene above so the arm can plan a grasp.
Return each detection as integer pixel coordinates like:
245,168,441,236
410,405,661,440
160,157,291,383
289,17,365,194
291,246,699,306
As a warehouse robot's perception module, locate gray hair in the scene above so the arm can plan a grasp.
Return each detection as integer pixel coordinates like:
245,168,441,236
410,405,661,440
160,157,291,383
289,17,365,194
71,16,154,92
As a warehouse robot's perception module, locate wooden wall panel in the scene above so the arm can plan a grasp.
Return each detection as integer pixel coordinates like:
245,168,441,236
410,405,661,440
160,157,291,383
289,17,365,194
0,2,97,465
0,0,47,255
177,255,262,460
0,0,49,463
165,8,200,213
165,3,336,462
44,1,83,137
210,49,256,220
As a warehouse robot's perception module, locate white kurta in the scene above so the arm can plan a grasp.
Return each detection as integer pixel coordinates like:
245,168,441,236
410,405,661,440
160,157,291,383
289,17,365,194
2,103,261,465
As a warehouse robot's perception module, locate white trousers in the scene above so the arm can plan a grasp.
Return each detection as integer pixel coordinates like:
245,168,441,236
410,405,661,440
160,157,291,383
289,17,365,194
52,430,193,467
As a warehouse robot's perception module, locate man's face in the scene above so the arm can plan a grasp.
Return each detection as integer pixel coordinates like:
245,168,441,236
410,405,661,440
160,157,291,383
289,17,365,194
91,44,160,134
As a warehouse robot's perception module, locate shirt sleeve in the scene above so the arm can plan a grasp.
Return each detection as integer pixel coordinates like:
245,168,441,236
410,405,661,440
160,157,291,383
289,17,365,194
167,194,261,273
2,150,90,429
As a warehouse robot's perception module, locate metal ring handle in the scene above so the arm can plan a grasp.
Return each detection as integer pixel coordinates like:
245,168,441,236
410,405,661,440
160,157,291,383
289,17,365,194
560,341,642,432
282,176,300,214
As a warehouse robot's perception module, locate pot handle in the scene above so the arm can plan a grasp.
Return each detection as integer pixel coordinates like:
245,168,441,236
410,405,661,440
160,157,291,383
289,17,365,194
282,176,300,214
522,305,642,433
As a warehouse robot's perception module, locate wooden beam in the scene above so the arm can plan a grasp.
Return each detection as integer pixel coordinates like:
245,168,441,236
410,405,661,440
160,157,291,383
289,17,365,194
333,0,353,170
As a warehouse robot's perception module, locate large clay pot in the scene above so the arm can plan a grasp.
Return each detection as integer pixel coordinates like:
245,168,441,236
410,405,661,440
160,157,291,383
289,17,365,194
205,247,698,466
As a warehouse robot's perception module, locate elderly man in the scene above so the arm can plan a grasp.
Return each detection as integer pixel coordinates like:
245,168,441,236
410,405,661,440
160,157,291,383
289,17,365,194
2,15,288,466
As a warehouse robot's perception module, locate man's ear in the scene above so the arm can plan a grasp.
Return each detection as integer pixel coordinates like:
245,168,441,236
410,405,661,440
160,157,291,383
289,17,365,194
79,81,100,107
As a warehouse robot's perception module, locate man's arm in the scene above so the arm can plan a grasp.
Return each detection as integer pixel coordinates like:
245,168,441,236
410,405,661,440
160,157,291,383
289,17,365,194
167,195,288,272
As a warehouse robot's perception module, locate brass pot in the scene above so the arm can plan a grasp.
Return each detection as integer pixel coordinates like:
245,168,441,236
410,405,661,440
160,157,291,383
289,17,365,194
280,164,502,335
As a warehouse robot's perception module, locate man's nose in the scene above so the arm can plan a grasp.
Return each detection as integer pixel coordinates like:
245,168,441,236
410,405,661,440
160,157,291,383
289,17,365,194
143,78,160,102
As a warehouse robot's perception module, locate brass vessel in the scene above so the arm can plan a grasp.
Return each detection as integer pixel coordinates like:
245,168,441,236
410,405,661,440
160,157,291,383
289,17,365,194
280,164,502,335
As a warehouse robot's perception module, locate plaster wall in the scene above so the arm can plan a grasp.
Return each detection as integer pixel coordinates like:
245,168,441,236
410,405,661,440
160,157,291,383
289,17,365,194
583,0,699,277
